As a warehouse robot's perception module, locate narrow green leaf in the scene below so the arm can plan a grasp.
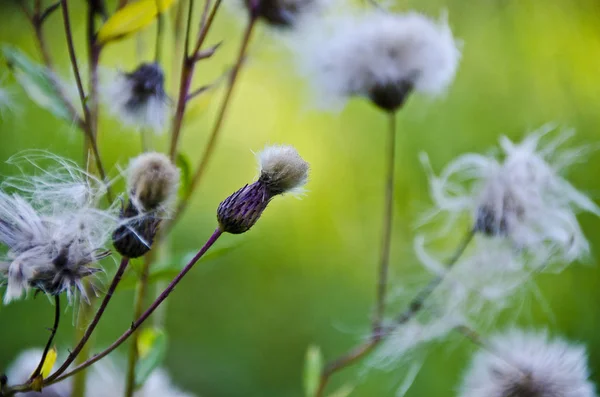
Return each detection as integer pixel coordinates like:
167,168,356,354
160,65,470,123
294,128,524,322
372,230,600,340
176,153,192,199
303,345,323,397
1,45,73,122
135,327,168,387
327,385,354,397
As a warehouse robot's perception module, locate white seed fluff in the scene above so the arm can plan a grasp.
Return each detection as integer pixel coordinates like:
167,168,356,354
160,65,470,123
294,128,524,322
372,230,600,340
101,68,169,133
127,152,180,213
459,329,597,397
420,125,600,268
258,145,309,194
292,11,460,109
0,152,118,304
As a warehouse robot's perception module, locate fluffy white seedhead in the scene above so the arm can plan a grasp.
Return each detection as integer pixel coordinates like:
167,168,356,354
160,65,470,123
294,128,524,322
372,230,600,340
0,152,118,304
292,11,460,110
6,349,72,397
127,152,180,213
86,357,196,397
257,145,309,195
459,329,596,397
101,63,169,133
420,126,600,269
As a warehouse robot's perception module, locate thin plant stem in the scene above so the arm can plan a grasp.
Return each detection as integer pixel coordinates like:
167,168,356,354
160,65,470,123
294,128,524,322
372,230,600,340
315,229,476,397
168,0,223,160
172,16,257,222
45,257,130,382
155,0,164,63
29,295,61,381
59,0,113,202
373,112,397,331
71,285,95,397
45,229,223,387
124,259,152,397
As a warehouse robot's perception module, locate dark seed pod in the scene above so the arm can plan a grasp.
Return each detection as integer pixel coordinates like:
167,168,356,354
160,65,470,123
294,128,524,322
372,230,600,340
368,80,413,112
124,63,167,112
217,182,271,234
112,200,161,258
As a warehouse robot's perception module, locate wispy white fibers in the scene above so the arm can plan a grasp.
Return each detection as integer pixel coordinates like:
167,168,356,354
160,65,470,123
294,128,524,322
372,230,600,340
101,63,169,133
291,10,460,110
0,151,118,304
86,356,197,397
420,125,600,269
6,349,72,397
459,329,597,397
257,144,310,195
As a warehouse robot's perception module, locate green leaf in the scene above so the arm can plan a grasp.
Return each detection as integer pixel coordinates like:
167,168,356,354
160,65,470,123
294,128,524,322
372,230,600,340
135,327,168,387
1,45,73,122
97,0,177,45
303,345,323,397
327,385,354,397
176,153,192,199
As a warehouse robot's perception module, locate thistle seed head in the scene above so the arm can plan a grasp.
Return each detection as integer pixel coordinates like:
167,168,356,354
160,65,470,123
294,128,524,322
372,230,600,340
112,200,161,259
127,152,180,213
292,11,460,111
217,145,309,234
459,329,596,397
257,145,309,195
246,0,319,27
102,63,169,133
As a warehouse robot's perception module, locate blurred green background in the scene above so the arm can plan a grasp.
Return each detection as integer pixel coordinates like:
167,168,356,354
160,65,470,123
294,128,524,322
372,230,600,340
1,0,600,396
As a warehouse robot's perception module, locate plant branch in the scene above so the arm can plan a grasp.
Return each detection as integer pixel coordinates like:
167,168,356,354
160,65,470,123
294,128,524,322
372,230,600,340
29,295,61,381
169,0,223,160
373,112,397,331
315,229,475,397
45,257,130,382
59,0,113,202
124,258,152,397
172,15,256,224
44,229,223,387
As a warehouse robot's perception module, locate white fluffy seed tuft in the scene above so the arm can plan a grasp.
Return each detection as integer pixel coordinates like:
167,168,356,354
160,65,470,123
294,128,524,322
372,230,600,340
291,11,460,110
127,152,180,213
257,145,309,195
459,329,596,397
101,64,169,133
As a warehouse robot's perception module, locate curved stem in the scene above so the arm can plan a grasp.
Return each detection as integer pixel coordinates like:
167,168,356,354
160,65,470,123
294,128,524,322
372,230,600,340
124,258,152,397
46,257,130,382
30,295,61,381
315,229,475,397
46,229,223,387
373,112,397,331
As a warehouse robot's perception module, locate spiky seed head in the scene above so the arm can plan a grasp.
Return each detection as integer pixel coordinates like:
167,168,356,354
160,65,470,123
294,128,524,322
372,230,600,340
459,329,596,397
257,145,309,195
127,152,180,212
217,145,309,234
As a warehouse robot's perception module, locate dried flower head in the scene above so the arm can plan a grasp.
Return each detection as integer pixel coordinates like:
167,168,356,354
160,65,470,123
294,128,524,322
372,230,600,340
217,145,309,234
420,125,600,268
86,356,196,397
5,349,71,397
0,152,116,304
245,0,325,27
102,63,169,133
292,11,460,111
112,153,179,258
459,329,596,397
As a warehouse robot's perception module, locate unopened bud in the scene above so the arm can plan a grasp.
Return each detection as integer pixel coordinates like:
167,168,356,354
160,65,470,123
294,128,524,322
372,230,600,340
217,145,309,234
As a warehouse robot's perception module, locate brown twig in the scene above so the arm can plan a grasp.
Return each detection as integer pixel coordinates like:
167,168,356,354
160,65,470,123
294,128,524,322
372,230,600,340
29,295,61,381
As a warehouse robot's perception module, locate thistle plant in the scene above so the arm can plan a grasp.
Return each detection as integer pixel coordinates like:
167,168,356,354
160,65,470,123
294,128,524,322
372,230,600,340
0,0,599,397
